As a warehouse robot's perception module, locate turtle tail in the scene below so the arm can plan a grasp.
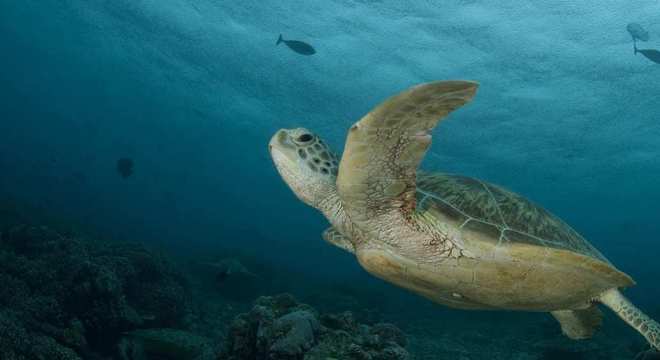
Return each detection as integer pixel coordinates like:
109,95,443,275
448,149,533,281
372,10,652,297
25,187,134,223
276,34,284,46
600,289,659,351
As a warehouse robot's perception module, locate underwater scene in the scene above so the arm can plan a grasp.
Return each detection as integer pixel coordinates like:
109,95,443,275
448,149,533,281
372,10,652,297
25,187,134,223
1,1,660,359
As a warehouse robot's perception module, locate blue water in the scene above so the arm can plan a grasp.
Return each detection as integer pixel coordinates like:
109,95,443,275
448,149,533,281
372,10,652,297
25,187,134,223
1,1,659,358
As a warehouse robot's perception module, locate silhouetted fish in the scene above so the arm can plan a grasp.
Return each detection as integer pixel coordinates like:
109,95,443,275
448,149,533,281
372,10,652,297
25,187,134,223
116,157,134,178
635,44,660,64
276,34,316,55
628,23,650,42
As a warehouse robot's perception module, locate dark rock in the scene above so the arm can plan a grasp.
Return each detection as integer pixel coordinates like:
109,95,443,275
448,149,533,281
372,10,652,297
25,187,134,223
0,309,82,360
636,349,660,360
348,343,373,360
269,310,320,357
374,345,410,360
223,294,409,360
540,348,585,360
370,323,407,347
118,328,213,360
321,311,359,332
255,293,301,316
0,224,192,358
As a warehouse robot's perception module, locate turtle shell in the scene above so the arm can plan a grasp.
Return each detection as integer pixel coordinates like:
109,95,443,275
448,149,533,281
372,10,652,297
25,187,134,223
415,172,608,263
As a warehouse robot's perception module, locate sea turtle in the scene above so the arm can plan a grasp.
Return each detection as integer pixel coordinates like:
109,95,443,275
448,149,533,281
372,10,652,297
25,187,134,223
268,81,660,350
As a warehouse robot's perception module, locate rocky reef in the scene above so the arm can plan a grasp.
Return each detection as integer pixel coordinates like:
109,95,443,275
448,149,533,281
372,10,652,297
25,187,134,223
635,349,660,360
223,293,409,360
0,224,192,359
6,200,647,359
0,219,411,360
118,328,215,360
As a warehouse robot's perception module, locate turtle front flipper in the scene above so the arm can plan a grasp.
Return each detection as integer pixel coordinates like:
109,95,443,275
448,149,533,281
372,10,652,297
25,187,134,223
323,227,355,253
337,81,478,231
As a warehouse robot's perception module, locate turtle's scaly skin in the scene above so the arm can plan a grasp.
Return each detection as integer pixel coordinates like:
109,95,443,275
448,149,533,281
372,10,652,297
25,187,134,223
601,289,660,350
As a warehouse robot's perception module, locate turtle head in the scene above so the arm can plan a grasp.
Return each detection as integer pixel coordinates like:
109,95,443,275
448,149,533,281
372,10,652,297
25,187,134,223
269,128,340,208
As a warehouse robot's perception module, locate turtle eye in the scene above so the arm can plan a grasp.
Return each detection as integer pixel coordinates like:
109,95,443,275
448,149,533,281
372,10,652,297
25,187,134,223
297,134,313,143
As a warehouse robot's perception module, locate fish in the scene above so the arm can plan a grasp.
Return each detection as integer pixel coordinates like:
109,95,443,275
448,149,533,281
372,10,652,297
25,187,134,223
276,34,316,55
635,44,660,64
627,23,650,42
116,157,134,178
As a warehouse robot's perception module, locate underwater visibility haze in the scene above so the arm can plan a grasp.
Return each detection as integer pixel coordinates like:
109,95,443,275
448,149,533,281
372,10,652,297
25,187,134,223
1,1,660,359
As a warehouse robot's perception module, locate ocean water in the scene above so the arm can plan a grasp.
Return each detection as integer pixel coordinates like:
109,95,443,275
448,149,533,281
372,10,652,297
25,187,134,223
1,1,659,359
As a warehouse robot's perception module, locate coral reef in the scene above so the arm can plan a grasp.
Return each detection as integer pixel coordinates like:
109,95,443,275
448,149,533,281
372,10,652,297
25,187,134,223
118,328,215,360
223,293,409,360
539,348,586,360
1,202,645,360
635,349,660,360
0,224,192,358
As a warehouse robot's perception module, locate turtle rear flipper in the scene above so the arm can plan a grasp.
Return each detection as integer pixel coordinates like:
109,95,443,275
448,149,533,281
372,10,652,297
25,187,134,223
551,307,603,340
323,227,354,253
600,289,660,350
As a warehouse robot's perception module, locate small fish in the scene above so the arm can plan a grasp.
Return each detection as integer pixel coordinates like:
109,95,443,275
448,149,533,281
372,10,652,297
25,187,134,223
276,34,316,55
627,23,650,42
116,157,134,178
635,43,660,64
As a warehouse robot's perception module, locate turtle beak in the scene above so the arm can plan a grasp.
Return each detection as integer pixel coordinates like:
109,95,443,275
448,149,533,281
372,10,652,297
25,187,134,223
269,129,296,152
269,129,298,166
269,129,285,151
